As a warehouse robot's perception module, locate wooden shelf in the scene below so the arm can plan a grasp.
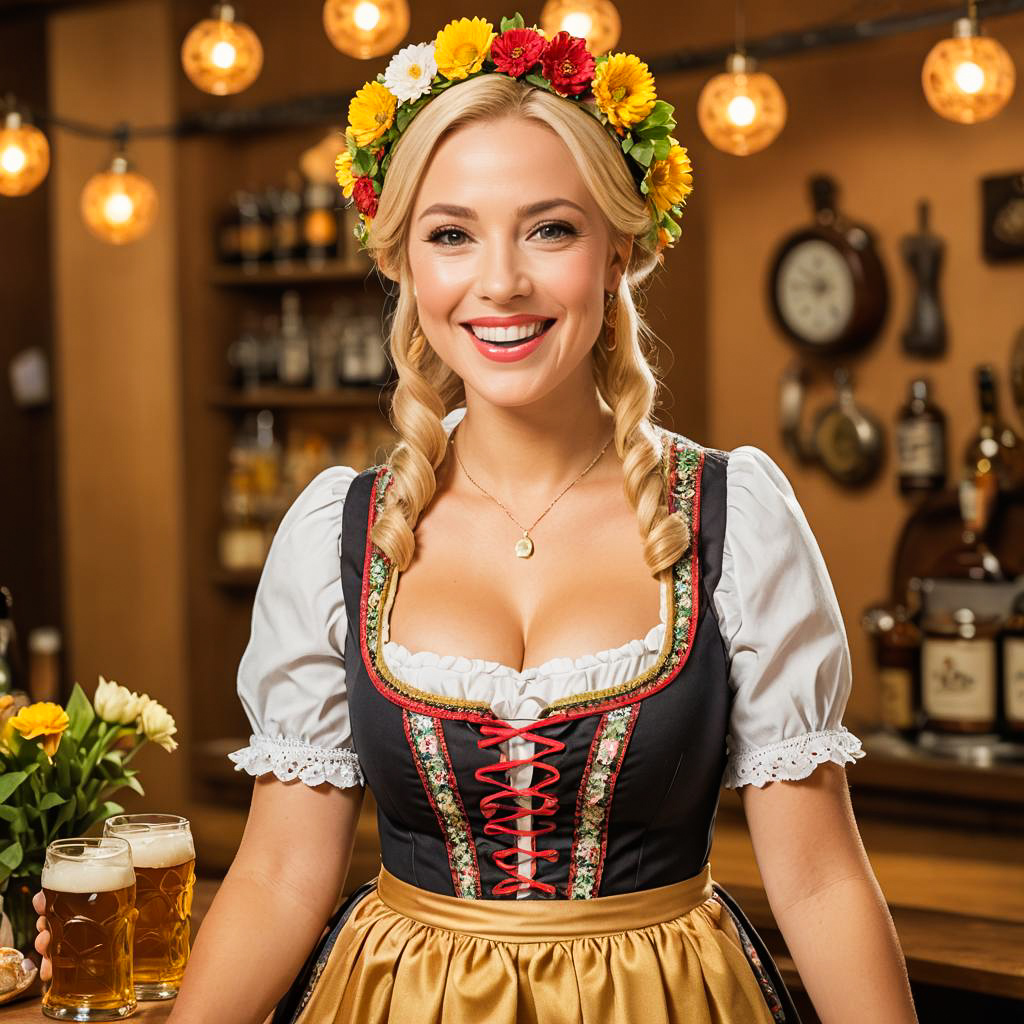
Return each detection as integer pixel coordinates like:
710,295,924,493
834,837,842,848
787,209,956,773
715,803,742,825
208,259,374,287
208,386,392,410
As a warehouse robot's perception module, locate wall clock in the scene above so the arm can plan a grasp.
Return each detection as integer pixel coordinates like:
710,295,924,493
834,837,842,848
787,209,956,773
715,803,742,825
768,175,889,356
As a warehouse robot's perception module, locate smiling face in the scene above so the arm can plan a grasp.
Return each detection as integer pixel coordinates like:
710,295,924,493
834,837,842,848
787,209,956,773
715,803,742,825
407,116,626,409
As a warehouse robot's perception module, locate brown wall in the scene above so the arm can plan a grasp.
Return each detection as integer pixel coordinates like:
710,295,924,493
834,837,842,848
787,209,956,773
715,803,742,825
701,19,1024,727
48,0,187,815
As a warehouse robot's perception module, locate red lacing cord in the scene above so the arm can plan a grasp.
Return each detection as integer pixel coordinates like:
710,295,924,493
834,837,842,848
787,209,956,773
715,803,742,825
474,714,569,896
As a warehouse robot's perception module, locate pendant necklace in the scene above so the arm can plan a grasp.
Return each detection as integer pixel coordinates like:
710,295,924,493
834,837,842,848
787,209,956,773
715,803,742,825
450,424,614,559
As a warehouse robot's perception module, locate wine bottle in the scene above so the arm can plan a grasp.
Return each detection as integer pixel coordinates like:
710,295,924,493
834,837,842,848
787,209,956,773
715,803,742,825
964,364,1022,491
1000,591,1024,743
896,377,947,494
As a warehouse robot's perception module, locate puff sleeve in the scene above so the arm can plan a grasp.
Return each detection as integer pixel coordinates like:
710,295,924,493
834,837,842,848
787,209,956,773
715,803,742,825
714,446,866,789
226,465,365,789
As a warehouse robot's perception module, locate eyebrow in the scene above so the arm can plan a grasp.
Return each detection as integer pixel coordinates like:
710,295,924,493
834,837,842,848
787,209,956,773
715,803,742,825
417,198,586,222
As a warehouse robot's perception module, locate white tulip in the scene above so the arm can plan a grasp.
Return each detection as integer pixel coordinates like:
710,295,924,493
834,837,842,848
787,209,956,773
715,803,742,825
93,675,147,725
137,698,178,753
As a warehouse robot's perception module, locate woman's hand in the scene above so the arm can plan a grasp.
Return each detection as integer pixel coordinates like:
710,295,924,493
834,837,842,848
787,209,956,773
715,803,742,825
31,890,52,982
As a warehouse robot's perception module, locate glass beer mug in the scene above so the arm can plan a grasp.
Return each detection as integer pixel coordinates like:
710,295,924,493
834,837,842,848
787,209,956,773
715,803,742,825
41,836,138,1021
103,814,196,1000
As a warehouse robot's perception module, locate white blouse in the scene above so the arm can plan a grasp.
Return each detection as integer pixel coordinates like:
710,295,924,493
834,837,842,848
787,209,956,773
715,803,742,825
229,409,866,808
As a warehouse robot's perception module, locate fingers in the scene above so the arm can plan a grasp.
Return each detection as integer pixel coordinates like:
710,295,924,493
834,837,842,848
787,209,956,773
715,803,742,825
32,890,45,914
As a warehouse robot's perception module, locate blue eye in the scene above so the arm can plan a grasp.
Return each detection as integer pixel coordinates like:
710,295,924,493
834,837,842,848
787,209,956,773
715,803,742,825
425,221,577,247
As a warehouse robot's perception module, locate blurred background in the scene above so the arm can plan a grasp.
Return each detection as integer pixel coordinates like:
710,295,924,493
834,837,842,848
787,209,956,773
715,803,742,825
2,1,1023,1019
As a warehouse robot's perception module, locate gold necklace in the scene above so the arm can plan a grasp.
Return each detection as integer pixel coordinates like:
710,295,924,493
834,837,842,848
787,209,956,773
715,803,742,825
450,424,614,559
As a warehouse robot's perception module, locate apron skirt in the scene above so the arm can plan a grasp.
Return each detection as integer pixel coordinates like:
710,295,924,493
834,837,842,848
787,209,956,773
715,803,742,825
273,862,799,1024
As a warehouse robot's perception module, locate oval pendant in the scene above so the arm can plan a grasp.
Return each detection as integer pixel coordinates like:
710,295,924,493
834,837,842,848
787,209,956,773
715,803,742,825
515,534,534,559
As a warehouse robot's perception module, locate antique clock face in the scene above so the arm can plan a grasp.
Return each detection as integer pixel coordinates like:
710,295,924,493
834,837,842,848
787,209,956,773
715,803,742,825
774,239,856,345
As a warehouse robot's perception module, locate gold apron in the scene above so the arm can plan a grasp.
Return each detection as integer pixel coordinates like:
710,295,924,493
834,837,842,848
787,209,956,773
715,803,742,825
294,862,779,1024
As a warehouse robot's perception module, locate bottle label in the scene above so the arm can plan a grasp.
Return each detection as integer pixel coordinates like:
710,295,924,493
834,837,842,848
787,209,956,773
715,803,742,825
897,420,944,476
1003,637,1024,722
879,667,914,728
922,637,996,723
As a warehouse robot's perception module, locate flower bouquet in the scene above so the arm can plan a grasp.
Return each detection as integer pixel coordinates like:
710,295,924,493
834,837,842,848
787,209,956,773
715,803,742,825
0,676,179,957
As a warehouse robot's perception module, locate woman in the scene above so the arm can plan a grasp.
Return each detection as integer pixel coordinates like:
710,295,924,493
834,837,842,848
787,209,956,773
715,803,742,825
35,15,919,1023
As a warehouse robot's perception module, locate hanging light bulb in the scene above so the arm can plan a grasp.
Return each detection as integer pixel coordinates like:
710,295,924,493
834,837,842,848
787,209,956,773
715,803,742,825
698,52,787,156
539,0,621,56
322,0,409,60
0,103,50,197
921,1,1015,124
181,2,263,96
80,138,158,245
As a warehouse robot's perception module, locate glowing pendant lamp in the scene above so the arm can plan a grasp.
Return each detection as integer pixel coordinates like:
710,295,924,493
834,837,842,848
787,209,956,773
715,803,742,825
921,1,1015,124
80,147,158,245
697,52,787,156
322,0,410,60
181,2,264,96
539,0,621,56
0,105,50,197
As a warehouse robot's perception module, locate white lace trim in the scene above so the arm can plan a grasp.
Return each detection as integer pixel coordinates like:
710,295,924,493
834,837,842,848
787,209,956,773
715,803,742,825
722,727,866,789
227,734,365,789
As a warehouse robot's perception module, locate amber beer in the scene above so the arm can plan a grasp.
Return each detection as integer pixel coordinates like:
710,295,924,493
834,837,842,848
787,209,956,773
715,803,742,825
103,814,195,1000
41,837,137,1021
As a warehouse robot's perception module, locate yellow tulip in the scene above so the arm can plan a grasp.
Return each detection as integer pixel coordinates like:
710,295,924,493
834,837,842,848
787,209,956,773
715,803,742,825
10,701,70,759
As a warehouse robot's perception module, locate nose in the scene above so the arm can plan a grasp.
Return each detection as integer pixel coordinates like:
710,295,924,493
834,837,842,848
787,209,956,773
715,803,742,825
474,236,533,305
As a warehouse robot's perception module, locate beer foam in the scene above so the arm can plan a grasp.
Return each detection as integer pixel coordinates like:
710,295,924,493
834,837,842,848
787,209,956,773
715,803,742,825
116,831,195,869
42,858,134,894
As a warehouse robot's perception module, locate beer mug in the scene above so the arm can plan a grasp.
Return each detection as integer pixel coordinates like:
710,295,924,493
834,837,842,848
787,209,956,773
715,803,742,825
41,836,138,1021
102,814,195,1000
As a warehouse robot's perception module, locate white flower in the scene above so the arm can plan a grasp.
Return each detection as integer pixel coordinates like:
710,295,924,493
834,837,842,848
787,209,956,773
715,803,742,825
93,675,147,725
136,698,179,753
383,42,437,103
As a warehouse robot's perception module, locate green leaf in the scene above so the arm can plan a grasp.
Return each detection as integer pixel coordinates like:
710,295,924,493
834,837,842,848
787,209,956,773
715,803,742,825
0,841,23,873
38,792,67,812
652,137,672,161
81,801,124,835
523,73,553,92
621,137,634,155
121,775,145,798
629,141,654,167
637,124,673,141
51,796,76,838
66,683,96,742
351,149,376,176
0,772,27,804
638,100,674,129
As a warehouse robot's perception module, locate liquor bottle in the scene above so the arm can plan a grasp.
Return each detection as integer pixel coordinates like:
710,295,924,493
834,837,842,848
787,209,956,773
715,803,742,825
896,377,947,494
863,602,922,738
302,179,339,267
964,364,1022,491
268,178,304,270
0,586,28,703
278,291,312,387
1000,591,1024,743
921,606,1001,735
28,627,61,705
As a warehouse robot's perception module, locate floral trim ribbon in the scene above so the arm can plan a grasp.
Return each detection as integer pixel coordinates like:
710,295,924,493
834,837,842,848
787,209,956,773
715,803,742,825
567,704,640,899
404,710,482,898
336,12,693,258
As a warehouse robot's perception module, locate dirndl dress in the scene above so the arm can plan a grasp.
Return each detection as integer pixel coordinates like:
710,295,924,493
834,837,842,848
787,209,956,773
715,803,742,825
228,416,866,1024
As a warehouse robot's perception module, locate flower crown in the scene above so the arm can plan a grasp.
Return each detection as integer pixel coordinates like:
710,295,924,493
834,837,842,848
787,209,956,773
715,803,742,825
334,12,693,260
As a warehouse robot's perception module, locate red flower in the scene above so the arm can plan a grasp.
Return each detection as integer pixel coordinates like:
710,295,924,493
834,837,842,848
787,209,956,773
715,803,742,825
540,32,595,97
491,28,546,77
353,176,378,218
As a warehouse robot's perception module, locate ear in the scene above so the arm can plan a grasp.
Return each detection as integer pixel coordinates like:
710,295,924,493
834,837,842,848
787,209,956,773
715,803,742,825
605,237,632,293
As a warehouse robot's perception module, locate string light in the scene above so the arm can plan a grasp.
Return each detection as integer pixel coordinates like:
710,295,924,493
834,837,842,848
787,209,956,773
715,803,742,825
322,0,410,60
0,102,50,196
80,132,158,245
921,1,1015,124
539,0,621,56
698,52,787,156
181,2,264,96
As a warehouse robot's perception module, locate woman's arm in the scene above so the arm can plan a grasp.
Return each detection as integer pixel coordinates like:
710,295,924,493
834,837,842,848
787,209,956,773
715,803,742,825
166,775,365,1024
740,763,918,1024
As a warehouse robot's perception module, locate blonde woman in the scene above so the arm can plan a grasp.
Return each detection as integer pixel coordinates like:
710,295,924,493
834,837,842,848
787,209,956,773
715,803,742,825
35,16,918,1024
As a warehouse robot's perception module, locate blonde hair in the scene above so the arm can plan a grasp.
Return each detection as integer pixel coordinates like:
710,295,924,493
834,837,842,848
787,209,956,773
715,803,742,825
365,73,689,581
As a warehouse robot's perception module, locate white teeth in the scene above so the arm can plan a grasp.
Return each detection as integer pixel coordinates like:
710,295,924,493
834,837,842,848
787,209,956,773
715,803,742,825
470,321,549,343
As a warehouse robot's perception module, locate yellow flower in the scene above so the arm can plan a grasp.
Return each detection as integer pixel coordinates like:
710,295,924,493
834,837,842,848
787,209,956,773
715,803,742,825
0,695,17,752
10,701,70,759
347,81,397,148
335,150,356,198
593,53,657,134
434,17,495,81
136,697,178,753
648,144,693,213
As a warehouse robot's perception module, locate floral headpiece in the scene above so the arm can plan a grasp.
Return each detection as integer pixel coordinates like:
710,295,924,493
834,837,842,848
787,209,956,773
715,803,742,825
335,12,693,260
